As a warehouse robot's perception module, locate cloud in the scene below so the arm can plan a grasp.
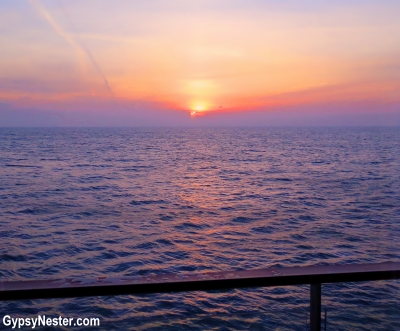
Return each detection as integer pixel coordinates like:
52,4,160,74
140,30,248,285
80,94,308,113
1,98,399,127
190,101,400,127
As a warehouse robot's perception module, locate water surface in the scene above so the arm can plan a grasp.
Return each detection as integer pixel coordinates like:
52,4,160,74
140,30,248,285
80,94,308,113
1,127,399,330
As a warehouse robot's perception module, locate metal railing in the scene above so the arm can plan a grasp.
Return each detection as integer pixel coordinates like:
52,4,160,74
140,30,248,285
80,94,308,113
1,262,400,331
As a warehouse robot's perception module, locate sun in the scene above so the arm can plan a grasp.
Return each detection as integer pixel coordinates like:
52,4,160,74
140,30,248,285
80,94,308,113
193,104,205,112
190,102,209,116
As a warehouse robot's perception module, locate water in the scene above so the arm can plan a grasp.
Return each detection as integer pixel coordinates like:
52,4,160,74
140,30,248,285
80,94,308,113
1,127,399,330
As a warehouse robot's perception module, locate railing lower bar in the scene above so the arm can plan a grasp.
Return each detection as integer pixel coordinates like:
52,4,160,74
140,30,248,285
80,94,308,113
1,262,399,301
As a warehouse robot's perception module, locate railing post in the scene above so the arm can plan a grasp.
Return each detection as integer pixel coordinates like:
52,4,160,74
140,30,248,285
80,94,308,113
310,283,321,331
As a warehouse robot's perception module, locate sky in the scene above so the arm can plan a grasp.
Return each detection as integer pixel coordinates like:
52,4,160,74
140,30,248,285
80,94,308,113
0,0,399,126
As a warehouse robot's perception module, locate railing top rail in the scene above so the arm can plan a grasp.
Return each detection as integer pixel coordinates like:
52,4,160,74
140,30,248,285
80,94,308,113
1,262,400,301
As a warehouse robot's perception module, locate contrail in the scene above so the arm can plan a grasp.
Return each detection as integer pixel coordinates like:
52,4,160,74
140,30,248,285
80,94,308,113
28,0,114,98
56,0,114,98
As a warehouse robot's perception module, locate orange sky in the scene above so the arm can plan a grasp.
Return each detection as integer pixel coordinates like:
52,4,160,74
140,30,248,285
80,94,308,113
0,0,399,125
